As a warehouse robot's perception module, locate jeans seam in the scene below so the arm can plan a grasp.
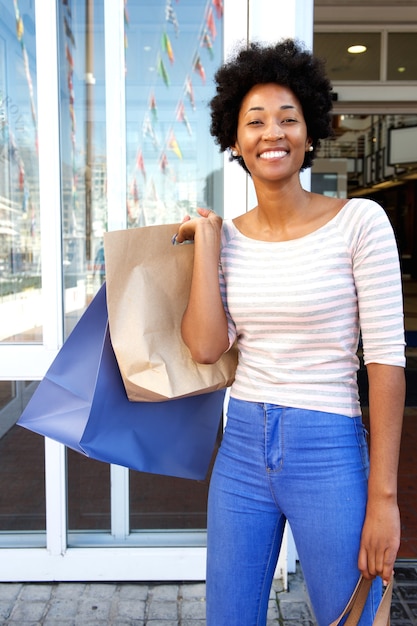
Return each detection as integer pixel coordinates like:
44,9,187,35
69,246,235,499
256,517,282,626
264,403,284,475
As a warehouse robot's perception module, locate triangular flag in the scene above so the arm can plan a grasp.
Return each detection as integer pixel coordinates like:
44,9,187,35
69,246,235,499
202,32,214,60
149,92,158,121
165,0,179,36
168,130,183,159
143,114,159,148
130,177,139,203
176,101,192,136
185,76,195,109
206,7,216,39
212,0,224,19
159,152,169,173
194,56,206,84
162,32,175,64
157,56,170,86
136,149,147,181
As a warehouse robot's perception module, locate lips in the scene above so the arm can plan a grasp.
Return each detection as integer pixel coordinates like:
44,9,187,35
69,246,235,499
259,150,288,160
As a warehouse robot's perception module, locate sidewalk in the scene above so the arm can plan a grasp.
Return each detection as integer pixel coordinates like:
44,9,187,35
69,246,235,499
0,562,415,625
0,566,314,626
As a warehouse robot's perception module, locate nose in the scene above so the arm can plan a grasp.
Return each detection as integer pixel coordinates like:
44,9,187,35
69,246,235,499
262,121,284,140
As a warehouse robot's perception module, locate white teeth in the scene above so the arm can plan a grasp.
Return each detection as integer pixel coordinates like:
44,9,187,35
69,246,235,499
259,151,287,159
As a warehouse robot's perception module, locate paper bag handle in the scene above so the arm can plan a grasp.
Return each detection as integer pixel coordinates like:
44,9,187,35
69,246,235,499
329,576,392,626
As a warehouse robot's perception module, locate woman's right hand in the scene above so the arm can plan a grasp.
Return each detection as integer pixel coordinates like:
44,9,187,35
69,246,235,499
175,207,222,244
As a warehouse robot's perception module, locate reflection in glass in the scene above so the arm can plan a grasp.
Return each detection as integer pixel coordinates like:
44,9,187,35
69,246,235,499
387,33,417,81
124,1,224,227
57,0,107,338
0,1,42,343
67,449,111,532
0,417,46,534
314,33,381,81
126,1,224,534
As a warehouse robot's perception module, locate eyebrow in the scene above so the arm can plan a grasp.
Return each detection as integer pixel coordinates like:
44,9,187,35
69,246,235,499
245,104,297,115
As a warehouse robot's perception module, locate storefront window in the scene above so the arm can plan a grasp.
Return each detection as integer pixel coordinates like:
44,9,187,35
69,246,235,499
124,0,224,534
0,1,42,344
57,0,107,338
125,0,224,226
313,32,381,81
387,33,417,81
0,381,46,536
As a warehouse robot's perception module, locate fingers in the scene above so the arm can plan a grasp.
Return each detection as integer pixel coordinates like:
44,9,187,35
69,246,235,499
358,543,396,585
173,209,218,244
196,207,215,218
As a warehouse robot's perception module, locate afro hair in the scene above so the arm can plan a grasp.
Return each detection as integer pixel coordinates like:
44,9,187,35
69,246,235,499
209,39,334,172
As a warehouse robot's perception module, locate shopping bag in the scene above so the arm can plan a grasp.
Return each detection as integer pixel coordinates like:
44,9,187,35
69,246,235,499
104,223,237,402
329,575,393,626
17,284,225,480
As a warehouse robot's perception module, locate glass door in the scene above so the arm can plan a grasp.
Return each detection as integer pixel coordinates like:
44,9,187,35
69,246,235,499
0,0,311,582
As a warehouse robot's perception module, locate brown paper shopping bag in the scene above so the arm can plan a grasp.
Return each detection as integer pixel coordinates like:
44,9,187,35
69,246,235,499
104,223,237,402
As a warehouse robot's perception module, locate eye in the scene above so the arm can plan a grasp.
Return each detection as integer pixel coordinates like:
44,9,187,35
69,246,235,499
247,119,263,126
282,118,298,124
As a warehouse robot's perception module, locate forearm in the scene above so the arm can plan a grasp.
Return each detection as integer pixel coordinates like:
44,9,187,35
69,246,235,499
358,363,405,581
366,363,405,501
181,221,229,363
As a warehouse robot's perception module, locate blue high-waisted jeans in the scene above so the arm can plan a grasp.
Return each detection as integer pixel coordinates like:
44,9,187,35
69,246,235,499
206,398,382,626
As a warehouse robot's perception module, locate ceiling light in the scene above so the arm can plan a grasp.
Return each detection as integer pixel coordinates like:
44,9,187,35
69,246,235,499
347,45,367,54
397,67,406,73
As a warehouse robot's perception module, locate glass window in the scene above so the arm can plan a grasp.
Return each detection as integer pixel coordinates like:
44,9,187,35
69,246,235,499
67,450,111,532
0,1,42,344
124,0,224,533
0,382,46,536
57,0,107,339
125,0,224,226
314,33,381,81
387,33,417,81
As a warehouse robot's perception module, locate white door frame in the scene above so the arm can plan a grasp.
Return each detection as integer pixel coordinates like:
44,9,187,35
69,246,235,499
0,0,313,582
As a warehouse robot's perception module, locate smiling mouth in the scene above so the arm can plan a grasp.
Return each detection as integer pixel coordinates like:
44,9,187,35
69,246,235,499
259,150,287,160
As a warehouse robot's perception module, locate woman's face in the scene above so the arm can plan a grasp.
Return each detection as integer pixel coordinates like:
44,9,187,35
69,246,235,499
232,83,312,182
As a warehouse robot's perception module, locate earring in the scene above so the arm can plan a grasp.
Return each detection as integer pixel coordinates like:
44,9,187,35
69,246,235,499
231,149,239,157
308,146,314,152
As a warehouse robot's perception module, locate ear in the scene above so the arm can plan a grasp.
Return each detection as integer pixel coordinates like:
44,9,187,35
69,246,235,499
305,138,313,152
230,147,239,158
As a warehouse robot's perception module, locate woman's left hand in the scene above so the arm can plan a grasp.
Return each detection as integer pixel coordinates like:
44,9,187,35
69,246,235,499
358,490,401,585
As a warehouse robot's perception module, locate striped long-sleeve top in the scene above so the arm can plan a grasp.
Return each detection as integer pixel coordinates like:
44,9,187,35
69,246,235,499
219,197,405,417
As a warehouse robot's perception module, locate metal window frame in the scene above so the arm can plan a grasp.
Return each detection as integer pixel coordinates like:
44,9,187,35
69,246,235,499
0,0,313,582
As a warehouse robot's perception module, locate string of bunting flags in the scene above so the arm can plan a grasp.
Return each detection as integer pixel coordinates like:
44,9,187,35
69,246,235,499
62,0,79,232
8,0,38,220
127,0,224,220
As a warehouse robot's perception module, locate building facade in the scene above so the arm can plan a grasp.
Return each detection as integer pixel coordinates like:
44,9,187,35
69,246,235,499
0,0,416,582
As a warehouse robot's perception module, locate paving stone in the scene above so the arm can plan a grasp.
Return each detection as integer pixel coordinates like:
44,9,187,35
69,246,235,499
44,598,78,619
115,598,147,620
180,583,206,600
20,584,53,602
53,583,86,600
147,599,178,620
146,621,179,626
0,584,22,602
117,583,149,601
42,615,75,626
0,602,12,621
151,584,179,601
9,599,46,621
76,597,112,621
181,598,206,620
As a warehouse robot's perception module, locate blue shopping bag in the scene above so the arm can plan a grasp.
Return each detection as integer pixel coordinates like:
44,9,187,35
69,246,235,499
18,284,225,479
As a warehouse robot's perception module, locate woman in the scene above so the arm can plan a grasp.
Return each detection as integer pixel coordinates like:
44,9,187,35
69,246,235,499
176,39,405,626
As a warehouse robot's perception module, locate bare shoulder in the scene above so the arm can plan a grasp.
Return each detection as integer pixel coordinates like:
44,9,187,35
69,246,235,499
308,192,348,218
